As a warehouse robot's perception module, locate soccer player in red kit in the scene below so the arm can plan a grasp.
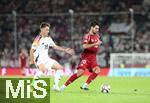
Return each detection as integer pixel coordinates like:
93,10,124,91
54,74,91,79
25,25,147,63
60,21,102,91
19,48,27,76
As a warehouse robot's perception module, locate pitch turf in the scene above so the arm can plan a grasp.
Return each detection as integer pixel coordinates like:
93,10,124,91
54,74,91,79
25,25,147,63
0,76,150,103
51,76,150,103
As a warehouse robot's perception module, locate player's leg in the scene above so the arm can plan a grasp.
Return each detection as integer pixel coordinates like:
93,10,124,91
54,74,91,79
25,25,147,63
34,63,45,78
60,59,87,91
30,63,46,92
21,66,26,76
51,61,64,91
60,69,84,91
31,57,47,80
64,69,84,86
81,66,100,90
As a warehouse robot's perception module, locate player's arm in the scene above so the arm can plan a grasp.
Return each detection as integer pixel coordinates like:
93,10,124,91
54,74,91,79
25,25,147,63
49,37,74,55
30,39,38,65
29,48,35,65
83,43,95,49
83,40,102,49
52,45,74,55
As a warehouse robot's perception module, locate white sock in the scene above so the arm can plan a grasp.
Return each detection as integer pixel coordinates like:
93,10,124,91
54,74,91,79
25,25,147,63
54,70,63,87
62,85,66,88
34,70,43,79
82,83,88,88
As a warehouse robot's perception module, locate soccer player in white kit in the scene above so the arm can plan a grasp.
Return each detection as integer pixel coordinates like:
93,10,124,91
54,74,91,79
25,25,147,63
29,22,74,91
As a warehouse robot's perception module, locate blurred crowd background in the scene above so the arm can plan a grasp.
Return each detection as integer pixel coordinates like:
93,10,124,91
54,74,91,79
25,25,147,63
0,0,149,68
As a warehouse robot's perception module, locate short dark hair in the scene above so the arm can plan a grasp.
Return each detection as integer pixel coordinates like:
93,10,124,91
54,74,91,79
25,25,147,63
90,21,99,27
40,22,50,29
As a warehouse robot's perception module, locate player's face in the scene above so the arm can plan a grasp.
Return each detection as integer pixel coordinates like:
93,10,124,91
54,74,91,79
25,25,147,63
41,26,49,36
92,25,99,34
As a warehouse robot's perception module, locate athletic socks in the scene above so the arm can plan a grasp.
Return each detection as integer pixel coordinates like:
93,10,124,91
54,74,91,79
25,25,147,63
64,72,97,87
31,70,43,86
86,72,98,84
34,70,43,79
64,74,78,86
54,70,63,87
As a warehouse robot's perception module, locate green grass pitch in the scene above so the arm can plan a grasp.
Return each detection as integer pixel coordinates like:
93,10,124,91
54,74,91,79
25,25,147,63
0,76,150,103
51,76,150,103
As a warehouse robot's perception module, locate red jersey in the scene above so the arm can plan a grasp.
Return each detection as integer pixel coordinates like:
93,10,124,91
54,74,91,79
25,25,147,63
20,53,26,68
76,33,100,71
81,33,100,58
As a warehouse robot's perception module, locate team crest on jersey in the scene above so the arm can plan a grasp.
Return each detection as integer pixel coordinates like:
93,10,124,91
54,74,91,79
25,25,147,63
44,44,49,49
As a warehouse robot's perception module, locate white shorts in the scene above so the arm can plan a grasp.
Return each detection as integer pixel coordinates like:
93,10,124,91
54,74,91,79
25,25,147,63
35,56,57,70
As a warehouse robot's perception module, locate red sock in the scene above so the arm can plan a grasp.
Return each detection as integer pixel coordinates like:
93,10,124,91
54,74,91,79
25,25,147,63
65,74,78,86
86,72,98,84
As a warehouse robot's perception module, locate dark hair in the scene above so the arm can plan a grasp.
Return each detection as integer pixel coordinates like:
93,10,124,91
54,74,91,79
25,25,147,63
90,21,99,27
40,22,50,29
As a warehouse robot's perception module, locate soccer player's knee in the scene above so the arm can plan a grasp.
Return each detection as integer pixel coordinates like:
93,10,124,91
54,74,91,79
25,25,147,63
95,68,100,74
53,63,63,70
77,69,84,77
39,66,46,73
77,73,83,77
39,65,46,73
58,65,63,70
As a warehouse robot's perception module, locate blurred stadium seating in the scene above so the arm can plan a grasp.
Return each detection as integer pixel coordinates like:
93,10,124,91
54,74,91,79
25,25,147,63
0,0,149,68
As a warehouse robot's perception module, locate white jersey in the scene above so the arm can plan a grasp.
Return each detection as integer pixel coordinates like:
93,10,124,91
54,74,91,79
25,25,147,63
31,35,56,62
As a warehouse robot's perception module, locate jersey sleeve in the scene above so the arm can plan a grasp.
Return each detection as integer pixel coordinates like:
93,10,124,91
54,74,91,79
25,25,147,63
48,37,56,47
83,34,90,44
31,36,41,50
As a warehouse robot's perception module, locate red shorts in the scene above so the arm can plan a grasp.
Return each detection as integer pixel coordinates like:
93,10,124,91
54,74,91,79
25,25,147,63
76,57,99,72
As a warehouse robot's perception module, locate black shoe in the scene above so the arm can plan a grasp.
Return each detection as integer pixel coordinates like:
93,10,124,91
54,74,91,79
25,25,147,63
80,86,89,90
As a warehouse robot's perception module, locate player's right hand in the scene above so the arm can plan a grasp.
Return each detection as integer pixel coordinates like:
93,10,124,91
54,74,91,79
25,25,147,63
65,48,75,55
29,60,35,68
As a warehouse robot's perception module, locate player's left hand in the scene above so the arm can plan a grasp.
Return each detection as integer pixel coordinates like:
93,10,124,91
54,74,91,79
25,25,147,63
65,48,75,55
95,40,102,46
